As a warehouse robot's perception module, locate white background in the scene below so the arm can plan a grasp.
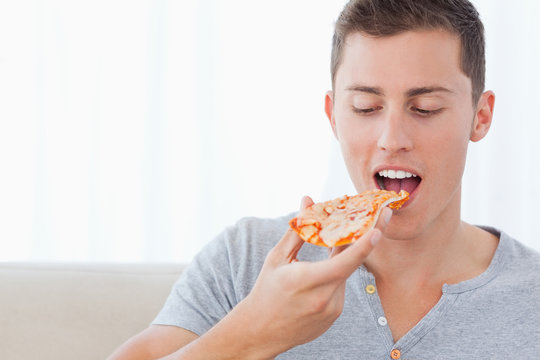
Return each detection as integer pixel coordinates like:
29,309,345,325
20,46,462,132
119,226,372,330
0,0,538,263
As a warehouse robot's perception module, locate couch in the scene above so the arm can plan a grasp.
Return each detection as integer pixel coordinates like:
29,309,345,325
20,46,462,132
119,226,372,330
0,261,186,360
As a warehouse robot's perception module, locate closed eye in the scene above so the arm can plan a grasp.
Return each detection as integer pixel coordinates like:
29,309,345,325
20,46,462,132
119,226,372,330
411,107,443,116
352,106,383,114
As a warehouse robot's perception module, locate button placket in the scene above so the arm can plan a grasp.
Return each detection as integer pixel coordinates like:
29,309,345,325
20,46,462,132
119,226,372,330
365,283,389,328
358,266,460,359
360,271,395,351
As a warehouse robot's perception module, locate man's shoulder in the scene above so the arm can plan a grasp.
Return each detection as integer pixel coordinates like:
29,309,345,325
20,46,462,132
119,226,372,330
194,211,297,267
233,212,296,238
198,211,326,270
224,211,296,251
501,230,540,264
496,229,540,285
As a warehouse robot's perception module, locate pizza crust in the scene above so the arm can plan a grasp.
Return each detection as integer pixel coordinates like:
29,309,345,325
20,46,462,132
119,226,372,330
289,190,409,247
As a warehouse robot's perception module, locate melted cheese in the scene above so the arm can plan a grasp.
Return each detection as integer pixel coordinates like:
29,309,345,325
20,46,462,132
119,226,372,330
290,190,409,247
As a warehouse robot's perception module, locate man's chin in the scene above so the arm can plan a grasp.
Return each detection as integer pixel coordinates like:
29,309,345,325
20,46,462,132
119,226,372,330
382,218,425,242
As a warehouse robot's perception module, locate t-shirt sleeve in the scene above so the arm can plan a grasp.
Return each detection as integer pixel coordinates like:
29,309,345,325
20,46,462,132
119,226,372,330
152,226,239,336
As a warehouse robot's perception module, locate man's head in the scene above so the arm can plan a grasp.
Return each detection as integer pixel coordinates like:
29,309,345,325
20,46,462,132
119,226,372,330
331,0,485,105
324,0,495,240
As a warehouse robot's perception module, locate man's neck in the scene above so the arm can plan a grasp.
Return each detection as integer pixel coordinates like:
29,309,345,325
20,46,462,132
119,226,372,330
364,218,499,289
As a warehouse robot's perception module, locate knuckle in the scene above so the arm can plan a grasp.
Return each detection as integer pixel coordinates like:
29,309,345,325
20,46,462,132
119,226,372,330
263,250,277,267
309,296,330,314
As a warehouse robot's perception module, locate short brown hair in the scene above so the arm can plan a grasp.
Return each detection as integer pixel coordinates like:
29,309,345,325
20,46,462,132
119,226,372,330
331,0,485,104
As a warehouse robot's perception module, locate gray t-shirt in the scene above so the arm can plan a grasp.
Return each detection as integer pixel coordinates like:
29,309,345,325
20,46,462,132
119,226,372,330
153,214,540,359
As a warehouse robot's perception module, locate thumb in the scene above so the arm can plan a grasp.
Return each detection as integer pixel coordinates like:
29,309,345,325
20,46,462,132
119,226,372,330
323,207,392,279
268,195,314,265
323,228,381,280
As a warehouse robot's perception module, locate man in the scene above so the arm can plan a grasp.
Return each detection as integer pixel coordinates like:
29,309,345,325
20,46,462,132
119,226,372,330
109,0,540,358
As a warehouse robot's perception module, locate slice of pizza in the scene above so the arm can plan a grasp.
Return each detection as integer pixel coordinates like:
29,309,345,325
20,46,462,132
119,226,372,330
289,189,409,247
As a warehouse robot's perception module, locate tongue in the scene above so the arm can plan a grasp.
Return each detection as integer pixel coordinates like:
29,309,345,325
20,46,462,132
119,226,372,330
401,177,421,194
382,177,420,194
382,178,401,193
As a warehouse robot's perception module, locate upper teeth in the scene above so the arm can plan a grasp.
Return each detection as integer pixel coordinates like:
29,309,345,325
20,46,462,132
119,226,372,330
378,170,417,179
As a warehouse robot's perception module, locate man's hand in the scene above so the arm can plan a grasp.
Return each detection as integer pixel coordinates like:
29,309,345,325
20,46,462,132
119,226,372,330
237,196,390,356
173,196,391,360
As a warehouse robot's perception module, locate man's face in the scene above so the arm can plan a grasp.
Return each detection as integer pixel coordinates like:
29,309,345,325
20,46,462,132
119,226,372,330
326,30,492,240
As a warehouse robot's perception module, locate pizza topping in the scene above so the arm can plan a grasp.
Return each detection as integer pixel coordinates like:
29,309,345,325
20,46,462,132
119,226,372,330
290,189,409,248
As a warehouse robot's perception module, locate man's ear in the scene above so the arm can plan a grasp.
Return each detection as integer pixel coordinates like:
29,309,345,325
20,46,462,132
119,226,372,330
470,90,495,142
325,91,338,140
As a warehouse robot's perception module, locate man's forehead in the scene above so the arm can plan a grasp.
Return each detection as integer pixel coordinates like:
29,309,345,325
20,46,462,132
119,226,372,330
336,29,468,95
340,29,461,64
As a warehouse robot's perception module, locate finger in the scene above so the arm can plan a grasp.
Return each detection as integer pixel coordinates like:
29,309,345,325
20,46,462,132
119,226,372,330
300,195,314,210
318,228,381,282
274,228,304,265
269,195,313,265
375,207,393,233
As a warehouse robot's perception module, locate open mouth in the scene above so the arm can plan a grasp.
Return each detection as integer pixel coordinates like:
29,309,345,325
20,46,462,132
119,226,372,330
375,169,422,195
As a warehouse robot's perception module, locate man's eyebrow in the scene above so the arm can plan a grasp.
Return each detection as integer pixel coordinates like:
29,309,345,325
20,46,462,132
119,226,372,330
345,85,454,97
345,86,385,96
406,86,454,97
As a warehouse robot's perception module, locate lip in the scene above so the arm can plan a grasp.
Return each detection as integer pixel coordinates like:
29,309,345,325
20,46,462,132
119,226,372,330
372,164,422,209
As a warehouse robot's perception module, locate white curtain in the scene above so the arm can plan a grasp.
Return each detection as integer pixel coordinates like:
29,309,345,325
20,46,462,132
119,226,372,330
1,0,538,263
464,0,540,248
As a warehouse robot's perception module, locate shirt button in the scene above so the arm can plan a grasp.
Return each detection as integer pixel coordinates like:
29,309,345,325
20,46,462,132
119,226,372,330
377,316,387,326
365,284,376,294
390,349,401,359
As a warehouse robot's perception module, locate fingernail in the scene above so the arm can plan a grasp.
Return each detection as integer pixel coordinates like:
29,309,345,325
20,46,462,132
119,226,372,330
383,208,392,225
370,230,381,246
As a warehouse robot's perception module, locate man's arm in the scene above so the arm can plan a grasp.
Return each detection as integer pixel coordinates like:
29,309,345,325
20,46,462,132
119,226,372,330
108,197,390,359
106,325,198,360
164,207,387,359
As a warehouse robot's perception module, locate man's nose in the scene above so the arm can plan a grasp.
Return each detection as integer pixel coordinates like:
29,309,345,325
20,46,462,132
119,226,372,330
376,113,413,153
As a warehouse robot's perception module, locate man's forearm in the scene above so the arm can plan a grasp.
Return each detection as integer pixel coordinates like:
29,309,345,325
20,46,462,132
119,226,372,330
161,299,279,360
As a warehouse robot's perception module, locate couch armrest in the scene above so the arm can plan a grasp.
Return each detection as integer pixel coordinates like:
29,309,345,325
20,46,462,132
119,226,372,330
0,261,185,360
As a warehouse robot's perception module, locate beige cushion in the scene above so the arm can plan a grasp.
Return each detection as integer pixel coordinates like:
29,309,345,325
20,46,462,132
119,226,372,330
0,261,185,360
